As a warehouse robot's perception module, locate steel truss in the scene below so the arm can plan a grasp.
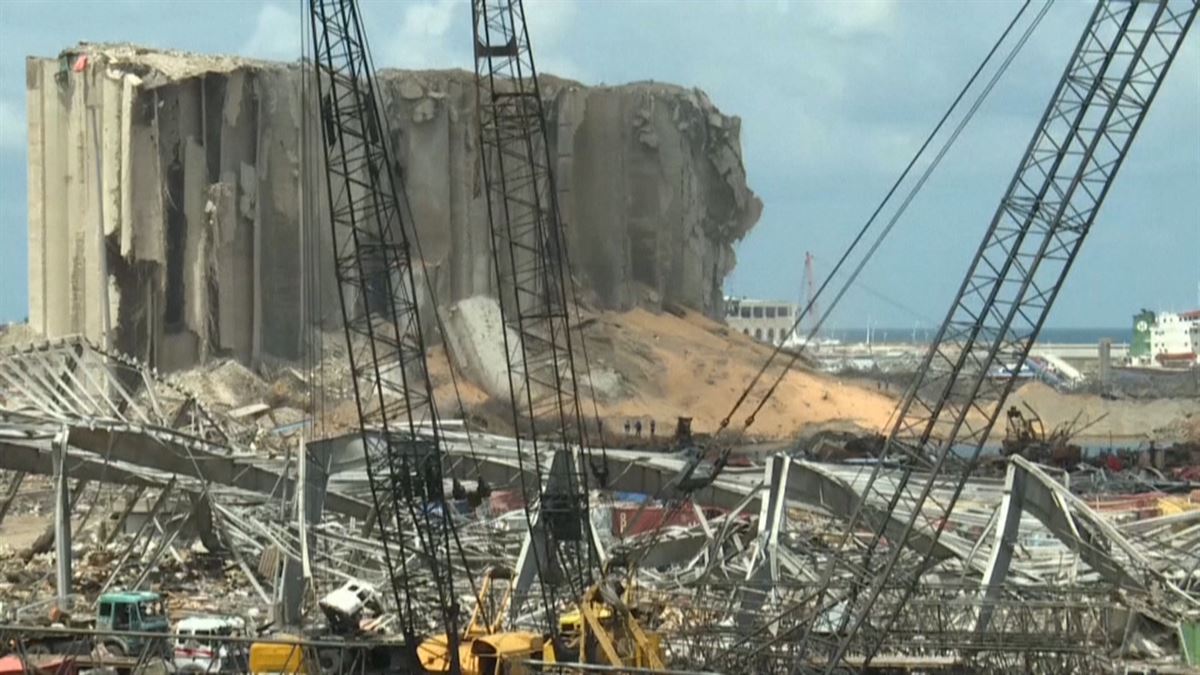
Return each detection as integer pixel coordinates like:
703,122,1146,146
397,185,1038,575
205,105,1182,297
472,0,598,623
670,584,1129,674
308,0,460,666
771,0,1198,670
0,337,238,443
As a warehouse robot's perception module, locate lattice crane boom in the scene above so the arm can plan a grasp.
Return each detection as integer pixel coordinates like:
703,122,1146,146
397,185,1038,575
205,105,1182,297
471,0,599,636
308,0,462,670
779,0,1198,671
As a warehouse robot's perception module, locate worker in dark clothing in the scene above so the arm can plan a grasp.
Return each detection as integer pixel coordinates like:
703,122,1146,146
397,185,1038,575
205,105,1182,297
624,420,631,436
635,420,643,437
650,419,656,438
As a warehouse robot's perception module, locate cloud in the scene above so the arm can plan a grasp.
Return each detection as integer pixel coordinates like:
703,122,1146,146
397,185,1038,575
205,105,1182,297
524,0,576,46
405,0,457,37
379,0,462,69
240,0,464,69
810,0,897,37
370,0,582,80
0,98,23,151
522,0,583,80
240,3,302,62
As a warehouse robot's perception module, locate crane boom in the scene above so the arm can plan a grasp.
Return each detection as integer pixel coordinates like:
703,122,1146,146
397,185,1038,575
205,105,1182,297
781,0,1198,670
308,0,463,670
469,5,664,669
472,0,599,629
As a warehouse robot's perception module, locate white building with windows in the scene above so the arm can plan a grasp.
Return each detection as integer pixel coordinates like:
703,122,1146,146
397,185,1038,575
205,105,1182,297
723,297,798,346
1137,310,1199,368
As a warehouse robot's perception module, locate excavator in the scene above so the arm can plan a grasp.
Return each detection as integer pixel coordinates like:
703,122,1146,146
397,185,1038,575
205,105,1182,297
415,568,544,675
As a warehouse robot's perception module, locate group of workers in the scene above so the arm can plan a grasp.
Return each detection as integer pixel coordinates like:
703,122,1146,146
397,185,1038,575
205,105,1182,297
622,418,656,438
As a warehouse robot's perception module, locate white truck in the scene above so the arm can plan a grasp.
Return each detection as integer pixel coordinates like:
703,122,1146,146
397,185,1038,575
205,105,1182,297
173,615,247,673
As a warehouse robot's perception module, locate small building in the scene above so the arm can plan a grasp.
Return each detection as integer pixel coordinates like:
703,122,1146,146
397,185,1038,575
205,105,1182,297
723,297,798,346
1130,309,1199,368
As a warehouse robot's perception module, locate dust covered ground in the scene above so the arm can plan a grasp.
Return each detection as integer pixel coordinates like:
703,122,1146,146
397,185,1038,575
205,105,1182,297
570,308,897,439
369,306,898,441
7,312,1194,447
1008,380,1200,443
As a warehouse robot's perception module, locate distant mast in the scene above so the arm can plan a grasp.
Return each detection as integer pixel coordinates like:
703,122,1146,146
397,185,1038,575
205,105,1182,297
801,251,820,345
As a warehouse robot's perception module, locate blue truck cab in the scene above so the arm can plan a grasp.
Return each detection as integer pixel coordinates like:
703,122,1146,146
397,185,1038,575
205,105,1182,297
95,591,170,657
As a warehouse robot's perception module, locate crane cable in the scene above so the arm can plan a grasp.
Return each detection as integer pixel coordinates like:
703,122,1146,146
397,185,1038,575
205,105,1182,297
299,0,327,612
705,2,1070,667
740,0,1052,451
622,0,1045,585
713,0,1044,470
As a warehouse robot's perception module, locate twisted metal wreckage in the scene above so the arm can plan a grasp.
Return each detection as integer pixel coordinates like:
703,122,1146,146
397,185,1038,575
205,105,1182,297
2,0,1200,672
0,337,1198,672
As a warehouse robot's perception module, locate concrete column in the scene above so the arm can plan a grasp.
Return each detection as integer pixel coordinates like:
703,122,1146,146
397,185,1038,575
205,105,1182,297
509,449,607,623
52,429,72,609
26,59,47,333
511,520,550,623
1099,338,1113,386
511,449,562,623
88,105,112,350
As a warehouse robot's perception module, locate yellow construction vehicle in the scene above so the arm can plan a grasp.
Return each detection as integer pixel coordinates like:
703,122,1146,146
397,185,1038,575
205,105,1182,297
418,568,664,674
418,567,545,675
548,584,665,670
247,635,304,674
418,631,544,675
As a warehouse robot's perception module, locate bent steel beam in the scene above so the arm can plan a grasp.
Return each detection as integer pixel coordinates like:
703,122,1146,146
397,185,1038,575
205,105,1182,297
68,425,369,519
978,455,1199,632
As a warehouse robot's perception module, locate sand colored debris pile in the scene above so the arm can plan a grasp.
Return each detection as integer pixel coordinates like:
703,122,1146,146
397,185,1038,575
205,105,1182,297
578,308,897,439
437,302,898,440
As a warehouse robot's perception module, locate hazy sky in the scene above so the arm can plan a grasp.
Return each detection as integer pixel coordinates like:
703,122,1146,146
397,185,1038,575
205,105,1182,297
0,0,1196,329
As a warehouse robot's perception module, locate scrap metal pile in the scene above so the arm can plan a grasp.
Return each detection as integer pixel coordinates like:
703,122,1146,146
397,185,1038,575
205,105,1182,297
1,336,1198,672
